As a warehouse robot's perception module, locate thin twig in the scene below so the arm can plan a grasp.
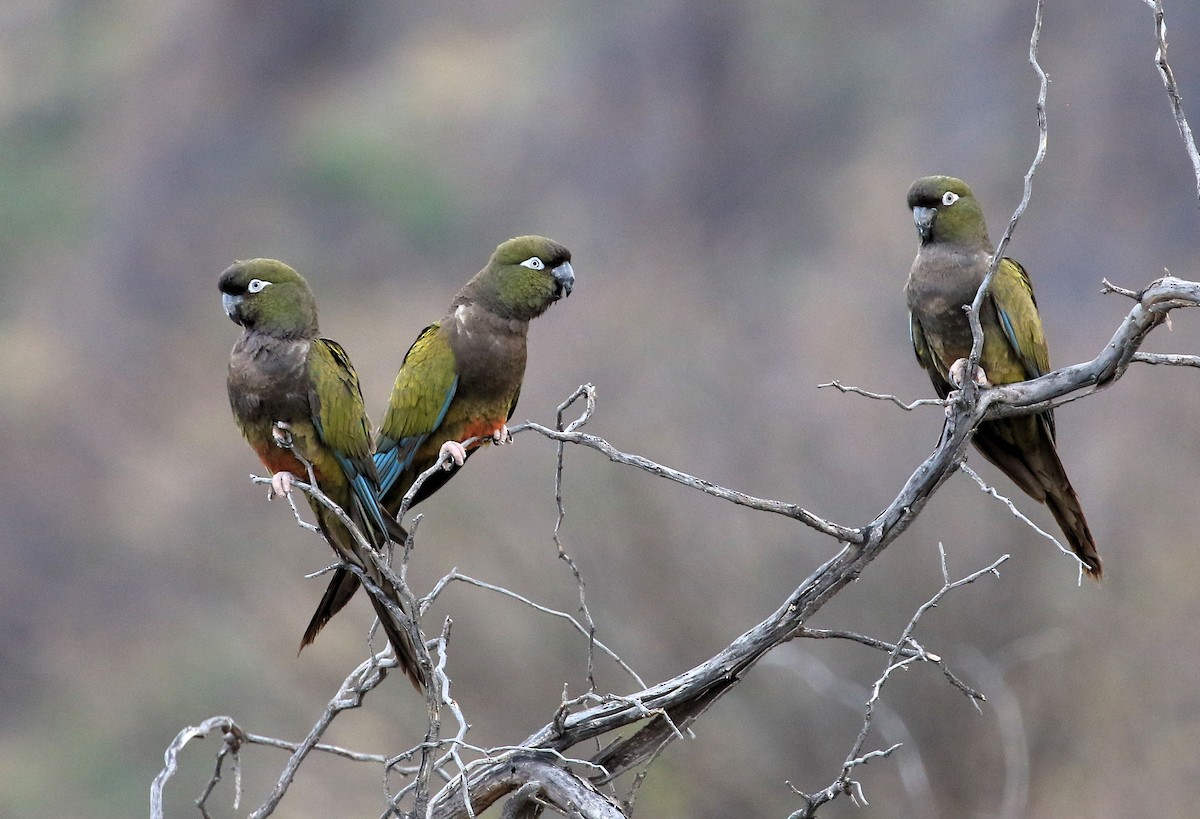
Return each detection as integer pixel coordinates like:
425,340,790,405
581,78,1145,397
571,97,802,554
962,0,1049,398
249,651,396,818
1132,351,1200,368
958,462,1083,578
1145,0,1200,201
817,380,946,411
550,385,601,692
424,569,646,689
792,548,1007,817
514,421,862,543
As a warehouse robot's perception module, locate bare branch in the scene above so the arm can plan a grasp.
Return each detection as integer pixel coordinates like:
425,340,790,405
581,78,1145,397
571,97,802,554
959,462,1083,577
152,717,243,819
552,385,601,692
249,651,396,818
791,548,1007,817
1144,0,1200,200
817,380,947,411
515,421,862,543
1101,278,1141,299
425,569,646,689
962,0,1049,395
1132,351,1200,368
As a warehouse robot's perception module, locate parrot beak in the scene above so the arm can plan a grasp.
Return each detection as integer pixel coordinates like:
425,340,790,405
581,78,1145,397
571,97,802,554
912,206,936,243
222,292,245,324
551,261,575,299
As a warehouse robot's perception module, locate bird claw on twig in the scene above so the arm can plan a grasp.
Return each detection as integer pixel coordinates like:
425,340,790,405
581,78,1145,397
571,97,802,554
272,420,293,448
269,471,296,499
948,358,991,390
492,425,512,445
438,440,468,470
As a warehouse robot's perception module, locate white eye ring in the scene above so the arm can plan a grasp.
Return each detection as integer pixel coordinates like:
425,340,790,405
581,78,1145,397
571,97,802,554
942,191,960,206
247,278,271,294
519,257,545,271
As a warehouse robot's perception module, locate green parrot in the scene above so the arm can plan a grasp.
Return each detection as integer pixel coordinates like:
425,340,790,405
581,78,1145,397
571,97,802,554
303,236,575,636
220,258,427,688
904,176,1102,578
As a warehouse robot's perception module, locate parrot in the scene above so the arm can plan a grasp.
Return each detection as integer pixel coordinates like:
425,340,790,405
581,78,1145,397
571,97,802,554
220,258,427,688
904,176,1102,578
304,236,575,637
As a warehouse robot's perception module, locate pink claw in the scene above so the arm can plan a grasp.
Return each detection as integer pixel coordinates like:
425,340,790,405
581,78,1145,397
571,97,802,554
272,420,293,447
492,425,512,445
948,358,990,389
270,470,296,499
439,440,468,470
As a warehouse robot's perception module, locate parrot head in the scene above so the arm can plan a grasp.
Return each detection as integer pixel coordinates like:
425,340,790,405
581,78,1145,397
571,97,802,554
219,258,319,338
906,176,990,248
467,235,575,321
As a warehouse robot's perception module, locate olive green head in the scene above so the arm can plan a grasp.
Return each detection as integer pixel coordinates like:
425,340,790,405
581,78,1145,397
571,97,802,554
465,235,575,321
906,176,990,248
219,258,319,338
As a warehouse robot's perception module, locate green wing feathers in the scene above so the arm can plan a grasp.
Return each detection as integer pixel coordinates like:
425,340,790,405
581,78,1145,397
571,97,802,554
380,324,459,442
307,338,391,540
990,258,1051,381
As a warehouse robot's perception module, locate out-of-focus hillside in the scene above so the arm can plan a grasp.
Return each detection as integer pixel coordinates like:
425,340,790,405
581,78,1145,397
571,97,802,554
2,1,1200,816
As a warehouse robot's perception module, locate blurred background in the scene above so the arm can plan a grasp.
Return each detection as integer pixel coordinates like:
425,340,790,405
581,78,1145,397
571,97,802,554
3,1,1199,816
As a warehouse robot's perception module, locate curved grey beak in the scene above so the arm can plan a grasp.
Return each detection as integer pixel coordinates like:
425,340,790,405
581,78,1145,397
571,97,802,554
552,261,575,298
222,292,244,324
912,206,936,243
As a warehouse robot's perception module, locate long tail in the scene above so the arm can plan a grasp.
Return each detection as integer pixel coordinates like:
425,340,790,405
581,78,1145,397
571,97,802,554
1043,480,1103,580
304,512,428,689
301,569,359,649
973,417,1103,579
361,578,428,690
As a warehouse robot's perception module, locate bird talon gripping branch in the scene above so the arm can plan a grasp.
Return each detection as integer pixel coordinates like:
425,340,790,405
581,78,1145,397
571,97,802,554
269,470,296,499
948,358,991,389
438,440,468,469
492,425,512,445
271,419,293,448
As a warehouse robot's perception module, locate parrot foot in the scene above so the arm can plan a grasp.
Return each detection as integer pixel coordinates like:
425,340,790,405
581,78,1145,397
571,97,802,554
272,420,294,448
492,425,512,445
948,358,991,389
438,440,468,470
269,470,296,499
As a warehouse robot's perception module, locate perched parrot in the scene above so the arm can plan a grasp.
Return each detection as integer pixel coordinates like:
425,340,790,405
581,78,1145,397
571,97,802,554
904,176,1102,578
220,258,427,688
304,236,575,636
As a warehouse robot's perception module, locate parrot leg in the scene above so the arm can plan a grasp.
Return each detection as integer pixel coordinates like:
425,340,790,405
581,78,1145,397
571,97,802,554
270,470,296,499
438,440,468,470
492,425,512,445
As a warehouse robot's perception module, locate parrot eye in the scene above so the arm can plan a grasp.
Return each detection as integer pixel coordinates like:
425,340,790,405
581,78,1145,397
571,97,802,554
247,278,272,294
941,191,960,206
519,257,545,271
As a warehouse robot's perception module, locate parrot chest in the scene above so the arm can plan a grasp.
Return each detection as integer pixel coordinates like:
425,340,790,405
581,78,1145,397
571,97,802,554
448,310,529,404
907,249,995,368
908,267,1031,387
228,334,322,466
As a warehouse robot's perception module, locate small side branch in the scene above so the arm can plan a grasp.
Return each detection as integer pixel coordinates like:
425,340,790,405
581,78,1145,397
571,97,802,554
817,380,946,411
514,421,862,544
